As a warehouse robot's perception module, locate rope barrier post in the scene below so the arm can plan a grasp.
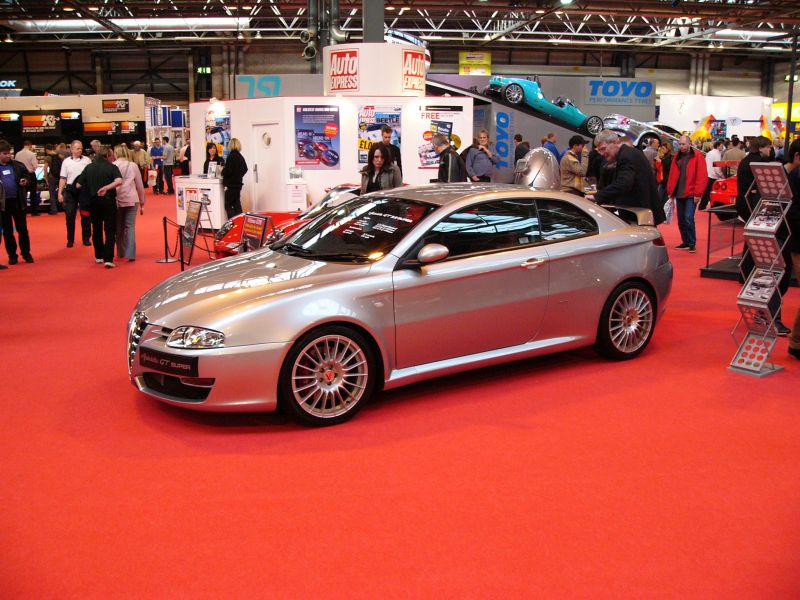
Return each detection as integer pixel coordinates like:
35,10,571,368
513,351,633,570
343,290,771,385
178,225,185,272
156,215,178,264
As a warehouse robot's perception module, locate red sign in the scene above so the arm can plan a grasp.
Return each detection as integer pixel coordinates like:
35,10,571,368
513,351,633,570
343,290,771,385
329,48,359,92
402,48,426,93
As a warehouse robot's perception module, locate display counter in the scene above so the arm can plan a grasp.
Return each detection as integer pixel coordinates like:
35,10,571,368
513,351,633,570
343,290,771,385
174,175,225,229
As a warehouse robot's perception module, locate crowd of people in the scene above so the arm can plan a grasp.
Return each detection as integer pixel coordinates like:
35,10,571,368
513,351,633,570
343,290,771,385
0,137,173,270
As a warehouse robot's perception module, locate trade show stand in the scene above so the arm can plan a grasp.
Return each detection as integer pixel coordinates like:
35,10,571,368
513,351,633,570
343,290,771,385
174,175,225,230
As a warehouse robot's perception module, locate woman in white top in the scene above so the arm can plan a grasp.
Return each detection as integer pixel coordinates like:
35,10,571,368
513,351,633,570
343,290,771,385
110,145,146,261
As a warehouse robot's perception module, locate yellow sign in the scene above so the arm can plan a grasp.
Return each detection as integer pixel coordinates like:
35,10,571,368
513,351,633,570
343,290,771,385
772,102,800,123
459,51,491,76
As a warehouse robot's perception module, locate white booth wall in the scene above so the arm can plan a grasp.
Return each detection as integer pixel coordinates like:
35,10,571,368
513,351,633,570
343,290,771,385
189,95,473,213
658,94,772,137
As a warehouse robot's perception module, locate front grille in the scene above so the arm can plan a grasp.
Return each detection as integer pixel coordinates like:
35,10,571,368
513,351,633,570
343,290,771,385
142,373,212,402
128,311,148,371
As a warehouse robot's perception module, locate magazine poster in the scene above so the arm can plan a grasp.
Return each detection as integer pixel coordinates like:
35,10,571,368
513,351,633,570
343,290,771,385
205,107,231,159
294,105,341,170
182,199,203,264
240,214,269,252
417,105,464,169
357,106,402,164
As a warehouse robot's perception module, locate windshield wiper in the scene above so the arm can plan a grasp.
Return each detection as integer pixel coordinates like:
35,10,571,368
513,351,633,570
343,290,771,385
304,252,371,263
274,242,312,255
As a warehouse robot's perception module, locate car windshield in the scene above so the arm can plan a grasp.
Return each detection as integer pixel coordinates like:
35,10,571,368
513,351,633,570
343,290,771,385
272,196,435,262
300,187,358,221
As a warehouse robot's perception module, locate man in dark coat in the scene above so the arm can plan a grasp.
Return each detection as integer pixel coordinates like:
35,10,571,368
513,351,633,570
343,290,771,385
431,134,467,183
590,130,666,225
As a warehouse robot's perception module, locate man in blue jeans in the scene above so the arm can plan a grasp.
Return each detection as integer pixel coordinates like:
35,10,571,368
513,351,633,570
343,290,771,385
666,135,708,253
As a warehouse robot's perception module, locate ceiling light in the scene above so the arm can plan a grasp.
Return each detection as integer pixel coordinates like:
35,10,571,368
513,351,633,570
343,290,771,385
560,0,574,5
535,9,545,14
89,6,100,10
386,5,396,10
237,32,244,39
242,5,253,9
63,6,75,11
4,35,12,43
255,31,262,39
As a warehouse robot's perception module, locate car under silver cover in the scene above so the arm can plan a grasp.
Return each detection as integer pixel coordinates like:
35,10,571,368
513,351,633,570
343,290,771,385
128,184,673,426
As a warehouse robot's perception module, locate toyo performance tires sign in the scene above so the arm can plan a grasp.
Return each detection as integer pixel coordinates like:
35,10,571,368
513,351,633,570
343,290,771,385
585,78,655,106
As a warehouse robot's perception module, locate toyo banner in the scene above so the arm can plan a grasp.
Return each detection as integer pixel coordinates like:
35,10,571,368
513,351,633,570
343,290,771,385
584,78,655,106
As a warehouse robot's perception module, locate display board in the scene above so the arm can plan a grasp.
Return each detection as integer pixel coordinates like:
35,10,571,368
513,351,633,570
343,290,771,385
181,199,203,265
240,213,270,252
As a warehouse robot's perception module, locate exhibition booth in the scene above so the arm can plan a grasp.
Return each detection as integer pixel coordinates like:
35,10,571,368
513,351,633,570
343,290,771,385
186,43,472,218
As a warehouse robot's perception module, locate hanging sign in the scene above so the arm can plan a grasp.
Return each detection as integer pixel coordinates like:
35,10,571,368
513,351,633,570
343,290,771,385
102,99,130,113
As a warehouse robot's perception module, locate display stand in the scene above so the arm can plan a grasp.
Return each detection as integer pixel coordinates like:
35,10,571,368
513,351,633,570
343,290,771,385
700,204,742,281
729,163,791,377
180,198,215,269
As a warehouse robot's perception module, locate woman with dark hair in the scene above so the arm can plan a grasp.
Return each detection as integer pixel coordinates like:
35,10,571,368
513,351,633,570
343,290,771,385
221,137,247,218
202,142,224,177
360,142,402,194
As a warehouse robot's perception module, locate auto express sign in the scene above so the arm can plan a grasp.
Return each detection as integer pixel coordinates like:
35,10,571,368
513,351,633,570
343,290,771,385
584,78,655,106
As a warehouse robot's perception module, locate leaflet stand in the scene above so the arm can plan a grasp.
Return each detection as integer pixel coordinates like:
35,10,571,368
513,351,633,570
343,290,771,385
180,198,215,269
729,163,791,377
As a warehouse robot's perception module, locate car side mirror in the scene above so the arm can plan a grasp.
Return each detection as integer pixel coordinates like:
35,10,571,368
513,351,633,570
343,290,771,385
417,243,449,264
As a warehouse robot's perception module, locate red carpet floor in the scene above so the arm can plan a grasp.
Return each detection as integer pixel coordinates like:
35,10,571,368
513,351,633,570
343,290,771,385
2,191,799,598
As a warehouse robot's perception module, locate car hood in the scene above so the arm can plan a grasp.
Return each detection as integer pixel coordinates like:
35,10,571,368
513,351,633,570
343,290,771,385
136,248,371,330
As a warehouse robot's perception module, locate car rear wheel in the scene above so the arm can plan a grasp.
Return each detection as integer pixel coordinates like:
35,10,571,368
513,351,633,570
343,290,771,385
638,133,660,150
279,325,376,426
585,115,604,136
503,83,524,105
596,282,656,360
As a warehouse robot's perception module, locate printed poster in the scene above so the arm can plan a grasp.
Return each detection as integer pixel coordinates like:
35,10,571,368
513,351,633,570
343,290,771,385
241,213,269,252
417,105,464,169
294,105,340,170
205,106,231,159
357,105,401,165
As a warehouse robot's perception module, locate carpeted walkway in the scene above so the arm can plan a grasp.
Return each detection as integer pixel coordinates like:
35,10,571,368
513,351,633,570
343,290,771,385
2,190,799,598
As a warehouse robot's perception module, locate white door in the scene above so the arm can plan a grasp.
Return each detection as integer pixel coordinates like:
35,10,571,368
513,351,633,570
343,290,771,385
250,122,283,212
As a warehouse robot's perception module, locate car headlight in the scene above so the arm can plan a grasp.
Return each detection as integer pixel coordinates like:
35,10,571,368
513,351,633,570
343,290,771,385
214,220,234,242
167,326,225,349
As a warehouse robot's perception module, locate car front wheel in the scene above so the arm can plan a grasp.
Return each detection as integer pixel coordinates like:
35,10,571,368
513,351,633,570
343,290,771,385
585,116,604,136
596,282,656,360
279,325,376,426
503,83,524,105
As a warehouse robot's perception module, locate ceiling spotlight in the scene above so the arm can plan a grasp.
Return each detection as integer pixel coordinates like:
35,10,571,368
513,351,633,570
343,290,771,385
255,31,262,39
560,0,575,5
136,32,143,41
237,32,244,39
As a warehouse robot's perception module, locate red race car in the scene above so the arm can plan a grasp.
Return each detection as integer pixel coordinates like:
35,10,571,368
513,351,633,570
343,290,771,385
709,160,739,207
213,184,361,258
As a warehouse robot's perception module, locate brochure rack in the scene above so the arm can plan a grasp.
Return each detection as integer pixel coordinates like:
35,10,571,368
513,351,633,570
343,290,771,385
729,162,791,377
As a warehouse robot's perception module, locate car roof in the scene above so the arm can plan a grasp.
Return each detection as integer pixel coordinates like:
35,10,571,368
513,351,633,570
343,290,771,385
377,183,569,207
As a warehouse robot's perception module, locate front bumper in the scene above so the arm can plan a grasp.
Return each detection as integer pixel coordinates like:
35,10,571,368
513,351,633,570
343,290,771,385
129,320,289,412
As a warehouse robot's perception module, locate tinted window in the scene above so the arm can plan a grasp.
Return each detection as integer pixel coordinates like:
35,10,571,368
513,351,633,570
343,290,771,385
419,199,540,258
273,196,435,262
536,198,597,242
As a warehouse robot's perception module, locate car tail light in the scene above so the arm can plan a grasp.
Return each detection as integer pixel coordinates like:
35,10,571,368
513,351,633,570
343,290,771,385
652,234,665,247
712,180,722,191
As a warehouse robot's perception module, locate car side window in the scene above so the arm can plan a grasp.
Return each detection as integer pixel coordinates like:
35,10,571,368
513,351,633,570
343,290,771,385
536,198,598,242
419,199,541,259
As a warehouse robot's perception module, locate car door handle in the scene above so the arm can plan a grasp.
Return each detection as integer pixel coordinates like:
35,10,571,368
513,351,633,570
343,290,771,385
520,257,546,269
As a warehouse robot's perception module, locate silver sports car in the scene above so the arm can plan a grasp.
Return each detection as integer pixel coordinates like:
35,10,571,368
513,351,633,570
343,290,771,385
128,184,673,426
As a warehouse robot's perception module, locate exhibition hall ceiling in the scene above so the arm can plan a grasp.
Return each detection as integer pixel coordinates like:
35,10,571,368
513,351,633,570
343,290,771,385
0,0,797,55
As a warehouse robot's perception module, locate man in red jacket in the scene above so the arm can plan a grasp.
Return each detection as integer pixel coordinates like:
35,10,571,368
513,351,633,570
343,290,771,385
667,135,708,252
